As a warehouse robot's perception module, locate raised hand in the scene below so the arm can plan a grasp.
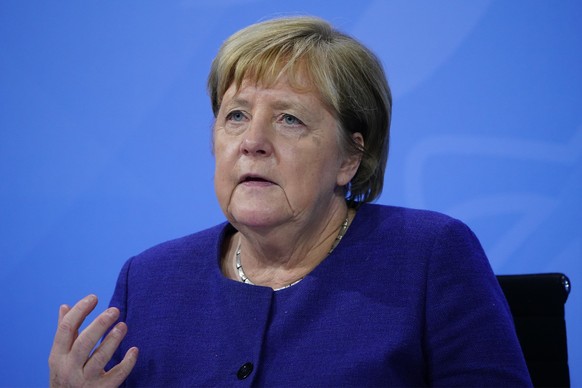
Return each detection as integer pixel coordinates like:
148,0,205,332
48,294,138,387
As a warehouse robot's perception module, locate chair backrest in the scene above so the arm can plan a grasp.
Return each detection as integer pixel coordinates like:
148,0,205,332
497,273,571,387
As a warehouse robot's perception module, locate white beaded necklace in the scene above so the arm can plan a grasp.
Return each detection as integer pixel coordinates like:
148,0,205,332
235,217,350,291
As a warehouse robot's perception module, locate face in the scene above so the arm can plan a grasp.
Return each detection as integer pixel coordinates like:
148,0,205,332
213,75,361,230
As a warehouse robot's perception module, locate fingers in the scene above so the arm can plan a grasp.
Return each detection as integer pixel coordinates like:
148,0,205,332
104,347,139,387
49,295,138,387
69,307,120,367
83,317,140,386
83,320,127,375
51,295,98,357
58,304,71,325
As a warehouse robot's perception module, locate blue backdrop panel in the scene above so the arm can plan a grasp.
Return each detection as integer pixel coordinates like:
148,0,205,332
0,1,580,386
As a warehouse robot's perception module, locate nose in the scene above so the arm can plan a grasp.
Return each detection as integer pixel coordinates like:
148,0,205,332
240,116,273,157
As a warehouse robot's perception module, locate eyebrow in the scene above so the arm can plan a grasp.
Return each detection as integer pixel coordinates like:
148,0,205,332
226,95,314,115
223,96,250,109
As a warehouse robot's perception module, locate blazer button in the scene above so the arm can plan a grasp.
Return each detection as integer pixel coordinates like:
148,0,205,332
237,362,254,380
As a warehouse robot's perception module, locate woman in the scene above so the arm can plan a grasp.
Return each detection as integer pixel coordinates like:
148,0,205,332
49,16,532,386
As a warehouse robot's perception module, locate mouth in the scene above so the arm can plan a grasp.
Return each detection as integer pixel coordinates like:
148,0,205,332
239,174,275,185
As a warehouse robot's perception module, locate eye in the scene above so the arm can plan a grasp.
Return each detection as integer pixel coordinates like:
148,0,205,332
281,114,303,126
226,110,246,122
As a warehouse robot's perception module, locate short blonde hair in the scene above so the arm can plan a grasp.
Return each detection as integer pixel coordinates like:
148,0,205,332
208,16,392,205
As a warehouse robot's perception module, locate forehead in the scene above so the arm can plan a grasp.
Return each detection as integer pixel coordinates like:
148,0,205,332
221,74,329,113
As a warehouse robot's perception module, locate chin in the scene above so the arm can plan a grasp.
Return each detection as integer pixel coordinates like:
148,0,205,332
229,207,288,229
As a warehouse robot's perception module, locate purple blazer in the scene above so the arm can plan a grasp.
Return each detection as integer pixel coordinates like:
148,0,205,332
108,203,532,386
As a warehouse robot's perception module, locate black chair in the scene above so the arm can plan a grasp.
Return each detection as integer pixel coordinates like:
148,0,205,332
497,273,571,387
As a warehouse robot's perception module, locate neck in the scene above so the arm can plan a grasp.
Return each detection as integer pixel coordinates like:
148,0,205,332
224,201,354,289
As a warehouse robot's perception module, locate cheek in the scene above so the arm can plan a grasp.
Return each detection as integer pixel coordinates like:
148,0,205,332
213,134,235,169
286,151,339,194
214,167,234,214
213,139,234,201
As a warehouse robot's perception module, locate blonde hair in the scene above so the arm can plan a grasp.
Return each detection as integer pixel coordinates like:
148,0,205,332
208,16,392,205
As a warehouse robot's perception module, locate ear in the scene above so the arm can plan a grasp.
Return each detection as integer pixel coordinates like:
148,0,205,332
337,132,364,186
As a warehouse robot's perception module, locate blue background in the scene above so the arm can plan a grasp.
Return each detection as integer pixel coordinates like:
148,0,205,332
1,1,580,386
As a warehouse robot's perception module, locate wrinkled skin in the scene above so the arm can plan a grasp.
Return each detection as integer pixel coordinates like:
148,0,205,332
48,294,138,387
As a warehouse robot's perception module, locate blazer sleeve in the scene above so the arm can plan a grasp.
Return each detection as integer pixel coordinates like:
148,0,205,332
423,218,532,387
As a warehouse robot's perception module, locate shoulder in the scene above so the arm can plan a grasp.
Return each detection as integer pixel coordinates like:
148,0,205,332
123,222,231,275
353,203,475,244
345,203,486,276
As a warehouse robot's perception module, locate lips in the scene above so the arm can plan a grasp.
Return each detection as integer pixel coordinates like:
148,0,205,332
239,174,275,185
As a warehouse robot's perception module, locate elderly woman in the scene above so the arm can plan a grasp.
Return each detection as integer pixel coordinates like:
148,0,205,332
49,16,532,386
